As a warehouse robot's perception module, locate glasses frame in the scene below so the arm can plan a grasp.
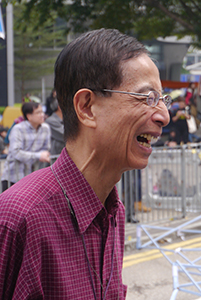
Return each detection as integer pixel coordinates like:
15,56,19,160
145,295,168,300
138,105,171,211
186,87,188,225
102,89,172,109
32,110,44,115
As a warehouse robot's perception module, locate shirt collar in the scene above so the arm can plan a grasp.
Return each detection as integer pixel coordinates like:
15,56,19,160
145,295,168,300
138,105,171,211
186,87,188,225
25,120,41,131
51,148,120,233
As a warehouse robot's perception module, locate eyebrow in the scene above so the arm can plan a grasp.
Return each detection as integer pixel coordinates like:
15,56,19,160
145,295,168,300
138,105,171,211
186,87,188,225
136,85,162,94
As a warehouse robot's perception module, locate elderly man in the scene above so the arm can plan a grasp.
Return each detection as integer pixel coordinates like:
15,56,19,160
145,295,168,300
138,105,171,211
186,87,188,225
0,29,170,299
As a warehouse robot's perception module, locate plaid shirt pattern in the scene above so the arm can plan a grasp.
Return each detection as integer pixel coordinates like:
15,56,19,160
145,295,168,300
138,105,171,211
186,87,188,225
0,148,127,299
1,120,51,183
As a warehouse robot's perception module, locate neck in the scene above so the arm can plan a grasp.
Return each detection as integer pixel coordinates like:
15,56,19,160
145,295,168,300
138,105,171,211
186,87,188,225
66,141,121,205
29,121,40,130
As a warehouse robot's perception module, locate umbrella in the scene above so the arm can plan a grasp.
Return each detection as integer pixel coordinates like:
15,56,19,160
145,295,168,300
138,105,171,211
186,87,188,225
169,89,183,100
29,95,41,103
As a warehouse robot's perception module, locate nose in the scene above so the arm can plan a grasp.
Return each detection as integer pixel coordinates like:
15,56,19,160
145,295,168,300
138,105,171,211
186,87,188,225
153,100,170,127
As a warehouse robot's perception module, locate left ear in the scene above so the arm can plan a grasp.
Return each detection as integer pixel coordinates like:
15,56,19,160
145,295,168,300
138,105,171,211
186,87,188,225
73,89,97,128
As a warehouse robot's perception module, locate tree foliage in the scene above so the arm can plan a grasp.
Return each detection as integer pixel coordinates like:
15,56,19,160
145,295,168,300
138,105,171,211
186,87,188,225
3,0,201,46
13,3,66,98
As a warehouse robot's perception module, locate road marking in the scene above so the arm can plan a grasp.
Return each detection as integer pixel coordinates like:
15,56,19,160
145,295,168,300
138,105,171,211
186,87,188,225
123,236,201,268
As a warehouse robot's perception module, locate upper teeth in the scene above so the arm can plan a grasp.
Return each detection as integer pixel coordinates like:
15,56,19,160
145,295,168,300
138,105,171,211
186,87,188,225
140,134,159,144
140,134,152,140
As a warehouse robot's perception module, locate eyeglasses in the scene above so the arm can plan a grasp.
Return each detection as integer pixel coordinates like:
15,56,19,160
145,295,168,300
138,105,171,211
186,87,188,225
102,89,172,109
33,110,44,115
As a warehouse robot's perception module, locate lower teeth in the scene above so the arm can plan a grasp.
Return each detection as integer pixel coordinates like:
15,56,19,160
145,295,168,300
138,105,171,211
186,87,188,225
139,141,151,148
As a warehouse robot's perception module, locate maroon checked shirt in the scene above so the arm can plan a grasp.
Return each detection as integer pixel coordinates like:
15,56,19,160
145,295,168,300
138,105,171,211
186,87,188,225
0,148,127,299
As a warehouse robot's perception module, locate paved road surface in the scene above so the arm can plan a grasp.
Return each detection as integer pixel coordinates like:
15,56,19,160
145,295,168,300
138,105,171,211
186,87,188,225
123,222,201,300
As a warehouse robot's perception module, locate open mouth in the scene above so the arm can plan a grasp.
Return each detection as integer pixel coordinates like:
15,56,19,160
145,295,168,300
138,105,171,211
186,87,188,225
137,134,159,148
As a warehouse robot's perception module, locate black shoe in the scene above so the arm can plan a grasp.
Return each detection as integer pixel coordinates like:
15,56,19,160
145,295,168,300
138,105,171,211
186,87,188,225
131,215,139,223
127,215,139,223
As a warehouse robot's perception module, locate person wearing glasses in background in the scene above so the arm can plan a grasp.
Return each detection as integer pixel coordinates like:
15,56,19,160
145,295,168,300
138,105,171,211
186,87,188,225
1,101,51,192
0,29,171,300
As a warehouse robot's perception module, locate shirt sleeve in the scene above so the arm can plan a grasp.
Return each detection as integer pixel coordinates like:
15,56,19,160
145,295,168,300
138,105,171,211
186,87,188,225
0,224,29,299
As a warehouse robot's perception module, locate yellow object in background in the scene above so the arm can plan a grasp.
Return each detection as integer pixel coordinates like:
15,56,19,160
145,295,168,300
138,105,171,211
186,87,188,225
1,106,22,128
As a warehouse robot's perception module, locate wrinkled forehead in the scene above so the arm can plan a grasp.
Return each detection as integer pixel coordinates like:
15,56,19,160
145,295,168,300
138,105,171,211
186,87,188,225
120,54,162,94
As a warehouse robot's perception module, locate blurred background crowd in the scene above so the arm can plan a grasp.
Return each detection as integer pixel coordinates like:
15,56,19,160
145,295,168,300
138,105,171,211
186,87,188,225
0,89,64,159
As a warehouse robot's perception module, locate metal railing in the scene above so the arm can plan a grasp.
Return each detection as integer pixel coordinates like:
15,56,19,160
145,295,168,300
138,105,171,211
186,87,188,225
116,143,201,223
0,155,59,193
1,145,201,224
136,216,201,299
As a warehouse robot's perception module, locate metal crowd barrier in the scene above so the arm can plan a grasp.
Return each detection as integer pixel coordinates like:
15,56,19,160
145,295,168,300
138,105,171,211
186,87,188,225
124,144,201,299
0,155,59,193
1,145,201,225
116,143,201,223
136,215,201,299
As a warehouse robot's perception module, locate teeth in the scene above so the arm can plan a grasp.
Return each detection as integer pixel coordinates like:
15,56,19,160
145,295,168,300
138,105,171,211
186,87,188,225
150,136,159,144
139,133,159,146
140,133,158,142
138,141,151,148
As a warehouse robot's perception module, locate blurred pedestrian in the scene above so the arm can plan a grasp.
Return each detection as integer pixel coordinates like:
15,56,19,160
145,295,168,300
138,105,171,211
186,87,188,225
1,102,51,192
185,82,196,106
4,115,24,146
185,82,200,128
0,126,8,159
45,88,57,117
171,96,190,144
186,110,201,142
165,127,177,147
22,93,31,103
125,169,151,224
45,98,65,155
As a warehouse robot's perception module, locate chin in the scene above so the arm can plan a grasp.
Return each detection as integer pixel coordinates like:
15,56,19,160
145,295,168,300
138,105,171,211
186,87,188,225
128,156,150,170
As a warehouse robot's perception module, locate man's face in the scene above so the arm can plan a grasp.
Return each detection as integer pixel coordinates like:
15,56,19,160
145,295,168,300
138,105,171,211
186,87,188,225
27,105,45,128
93,54,170,173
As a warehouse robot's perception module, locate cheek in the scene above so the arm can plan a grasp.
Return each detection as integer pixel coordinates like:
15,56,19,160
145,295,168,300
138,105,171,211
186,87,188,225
122,103,149,132
98,101,149,146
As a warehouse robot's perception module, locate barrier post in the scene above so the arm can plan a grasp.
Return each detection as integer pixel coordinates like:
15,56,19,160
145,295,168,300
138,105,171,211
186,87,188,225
181,145,186,218
136,224,141,249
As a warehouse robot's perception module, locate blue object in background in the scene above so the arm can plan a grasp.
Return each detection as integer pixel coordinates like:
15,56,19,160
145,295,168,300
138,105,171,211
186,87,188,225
0,4,5,40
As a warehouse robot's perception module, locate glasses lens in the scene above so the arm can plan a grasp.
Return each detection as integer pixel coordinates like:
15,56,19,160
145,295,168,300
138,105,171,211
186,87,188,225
163,95,172,109
147,91,159,107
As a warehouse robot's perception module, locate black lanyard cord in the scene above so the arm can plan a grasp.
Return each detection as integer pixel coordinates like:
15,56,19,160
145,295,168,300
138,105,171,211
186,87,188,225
103,220,116,299
51,165,117,300
81,233,98,300
81,220,116,300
